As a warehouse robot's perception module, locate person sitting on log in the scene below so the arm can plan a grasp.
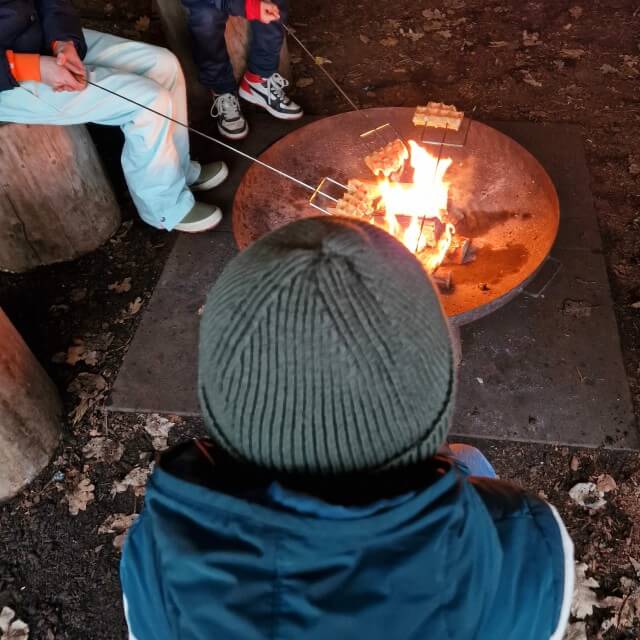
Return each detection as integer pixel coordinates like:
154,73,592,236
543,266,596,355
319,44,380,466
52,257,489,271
120,216,574,640
0,0,228,233
181,0,303,140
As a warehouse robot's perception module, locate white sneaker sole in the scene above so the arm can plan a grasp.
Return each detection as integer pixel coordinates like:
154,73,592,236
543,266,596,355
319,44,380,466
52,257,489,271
217,122,249,140
191,162,229,192
174,207,223,233
238,86,304,121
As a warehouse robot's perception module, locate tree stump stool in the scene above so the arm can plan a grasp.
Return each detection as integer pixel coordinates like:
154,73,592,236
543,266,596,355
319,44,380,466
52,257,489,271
155,0,291,109
0,123,120,273
0,308,61,501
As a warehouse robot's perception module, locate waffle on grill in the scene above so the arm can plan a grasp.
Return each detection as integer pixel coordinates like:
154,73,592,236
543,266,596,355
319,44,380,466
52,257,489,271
413,102,464,131
364,139,409,178
328,179,380,218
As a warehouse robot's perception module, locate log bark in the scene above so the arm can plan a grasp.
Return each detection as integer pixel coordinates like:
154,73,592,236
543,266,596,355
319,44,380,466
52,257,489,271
0,124,121,273
0,309,61,502
154,0,291,108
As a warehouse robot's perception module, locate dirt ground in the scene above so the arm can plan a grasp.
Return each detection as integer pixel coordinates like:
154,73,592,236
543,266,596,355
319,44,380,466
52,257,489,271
1,1,640,638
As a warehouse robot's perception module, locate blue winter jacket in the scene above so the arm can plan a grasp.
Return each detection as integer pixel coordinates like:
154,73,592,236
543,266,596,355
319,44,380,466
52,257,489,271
0,0,86,92
121,441,573,640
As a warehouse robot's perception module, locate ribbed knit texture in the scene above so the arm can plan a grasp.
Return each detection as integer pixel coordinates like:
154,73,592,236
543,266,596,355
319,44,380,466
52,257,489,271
198,216,455,475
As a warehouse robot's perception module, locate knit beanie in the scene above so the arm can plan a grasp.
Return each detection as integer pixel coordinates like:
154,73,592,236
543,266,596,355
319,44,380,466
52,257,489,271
198,216,455,475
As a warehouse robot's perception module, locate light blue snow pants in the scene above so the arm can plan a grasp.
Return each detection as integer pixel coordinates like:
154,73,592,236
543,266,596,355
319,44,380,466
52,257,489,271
0,29,201,230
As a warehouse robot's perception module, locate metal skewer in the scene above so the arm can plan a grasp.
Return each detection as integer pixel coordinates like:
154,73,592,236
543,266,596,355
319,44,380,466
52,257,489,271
86,79,339,206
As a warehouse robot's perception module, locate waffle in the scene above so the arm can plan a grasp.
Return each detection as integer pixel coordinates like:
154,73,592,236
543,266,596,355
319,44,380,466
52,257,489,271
413,102,464,131
329,179,380,218
364,139,409,178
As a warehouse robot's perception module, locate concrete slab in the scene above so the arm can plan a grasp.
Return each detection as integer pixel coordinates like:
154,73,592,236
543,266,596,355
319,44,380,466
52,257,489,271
109,121,638,449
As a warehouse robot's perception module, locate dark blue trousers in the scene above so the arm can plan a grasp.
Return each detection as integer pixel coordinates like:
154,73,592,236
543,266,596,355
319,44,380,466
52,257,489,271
181,0,288,94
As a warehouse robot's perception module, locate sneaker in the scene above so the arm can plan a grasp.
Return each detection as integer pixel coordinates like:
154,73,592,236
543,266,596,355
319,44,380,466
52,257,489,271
174,202,222,233
211,93,249,140
190,161,229,192
238,72,303,121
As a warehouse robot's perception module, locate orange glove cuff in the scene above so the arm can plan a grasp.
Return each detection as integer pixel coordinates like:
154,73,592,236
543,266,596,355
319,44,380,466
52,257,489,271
6,51,41,82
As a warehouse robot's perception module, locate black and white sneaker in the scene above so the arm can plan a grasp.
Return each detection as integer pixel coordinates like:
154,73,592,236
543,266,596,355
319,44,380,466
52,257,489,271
238,72,303,121
211,92,249,140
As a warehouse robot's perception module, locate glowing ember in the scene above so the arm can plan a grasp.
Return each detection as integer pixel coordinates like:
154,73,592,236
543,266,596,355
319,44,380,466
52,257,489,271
376,141,454,271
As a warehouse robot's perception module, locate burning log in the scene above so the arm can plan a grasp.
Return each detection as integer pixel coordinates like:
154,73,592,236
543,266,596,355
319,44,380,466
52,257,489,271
446,236,475,265
432,268,453,292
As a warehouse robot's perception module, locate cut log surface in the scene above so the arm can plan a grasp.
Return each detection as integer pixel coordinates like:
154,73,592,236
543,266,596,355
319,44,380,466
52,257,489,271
0,309,61,502
0,123,120,273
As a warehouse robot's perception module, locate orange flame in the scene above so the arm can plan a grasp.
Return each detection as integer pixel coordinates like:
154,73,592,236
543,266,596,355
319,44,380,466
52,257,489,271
376,141,454,271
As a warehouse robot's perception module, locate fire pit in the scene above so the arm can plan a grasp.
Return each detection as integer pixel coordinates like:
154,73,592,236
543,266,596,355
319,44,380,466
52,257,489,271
233,107,560,325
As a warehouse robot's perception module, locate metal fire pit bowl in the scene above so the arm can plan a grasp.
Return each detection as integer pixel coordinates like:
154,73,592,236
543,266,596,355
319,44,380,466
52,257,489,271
233,108,560,325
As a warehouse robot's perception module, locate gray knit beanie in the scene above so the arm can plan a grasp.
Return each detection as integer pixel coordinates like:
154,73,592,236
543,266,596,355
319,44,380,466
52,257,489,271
198,216,455,475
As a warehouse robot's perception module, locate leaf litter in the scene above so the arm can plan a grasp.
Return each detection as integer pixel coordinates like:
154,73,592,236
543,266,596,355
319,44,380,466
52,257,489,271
82,437,124,464
99,513,138,549
67,373,108,425
143,414,175,451
66,475,95,516
0,608,29,640
112,464,153,498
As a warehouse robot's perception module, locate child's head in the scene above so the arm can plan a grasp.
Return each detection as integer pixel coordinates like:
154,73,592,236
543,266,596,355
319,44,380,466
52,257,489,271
198,216,455,476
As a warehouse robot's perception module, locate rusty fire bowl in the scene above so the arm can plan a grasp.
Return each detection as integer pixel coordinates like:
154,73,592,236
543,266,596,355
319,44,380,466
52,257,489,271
233,108,560,325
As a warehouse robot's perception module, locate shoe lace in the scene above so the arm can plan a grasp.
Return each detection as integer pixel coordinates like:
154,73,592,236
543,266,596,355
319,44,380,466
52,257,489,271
211,93,242,119
266,73,291,104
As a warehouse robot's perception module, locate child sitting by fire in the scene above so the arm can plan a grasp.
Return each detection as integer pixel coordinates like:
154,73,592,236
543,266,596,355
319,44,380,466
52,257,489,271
180,0,303,140
120,216,574,640
0,0,237,233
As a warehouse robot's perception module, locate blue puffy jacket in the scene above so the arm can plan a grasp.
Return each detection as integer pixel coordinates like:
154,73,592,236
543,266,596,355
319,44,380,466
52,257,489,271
121,441,573,640
0,0,86,91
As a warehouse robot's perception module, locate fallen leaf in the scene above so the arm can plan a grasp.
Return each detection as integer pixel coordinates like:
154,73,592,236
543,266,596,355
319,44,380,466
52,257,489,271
630,556,640,577
127,297,143,316
569,5,583,19
99,513,138,549
569,482,607,511
400,28,424,42
0,607,29,640
596,473,617,493
489,41,510,48
68,373,108,425
570,455,580,471
135,15,150,31
600,63,618,74
522,30,542,46
436,30,453,39
313,56,332,65
108,277,132,293
359,34,370,44
560,48,586,60
564,621,586,640
66,476,95,515
629,163,640,176
70,288,86,302
572,563,601,619
521,70,543,87
112,465,153,497
562,299,594,318
143,414,175,451
82,437,124,463
422,8,445,19
380,37,399,47
296,77,314,88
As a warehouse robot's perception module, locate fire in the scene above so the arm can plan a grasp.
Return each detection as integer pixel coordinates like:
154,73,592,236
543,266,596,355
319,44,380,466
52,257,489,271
376,140,454,271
